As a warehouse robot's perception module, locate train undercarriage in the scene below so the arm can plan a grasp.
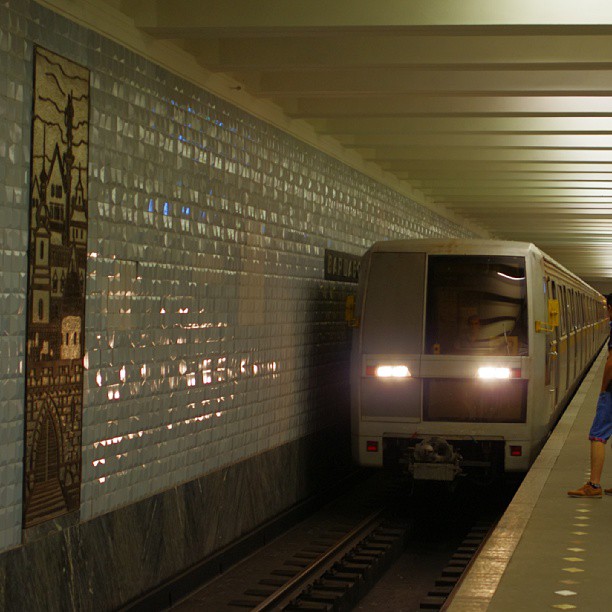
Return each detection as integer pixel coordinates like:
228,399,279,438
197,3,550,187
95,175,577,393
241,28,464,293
383,436,506,483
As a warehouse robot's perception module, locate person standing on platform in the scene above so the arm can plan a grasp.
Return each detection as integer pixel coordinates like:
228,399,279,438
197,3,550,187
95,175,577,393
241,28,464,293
568,293,612,498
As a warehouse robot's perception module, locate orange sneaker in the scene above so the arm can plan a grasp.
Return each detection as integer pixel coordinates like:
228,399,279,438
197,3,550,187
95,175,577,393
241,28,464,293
568,482,602,498
605,488,612,496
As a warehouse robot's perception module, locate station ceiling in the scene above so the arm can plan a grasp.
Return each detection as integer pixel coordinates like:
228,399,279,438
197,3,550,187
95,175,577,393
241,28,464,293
50,0,612,290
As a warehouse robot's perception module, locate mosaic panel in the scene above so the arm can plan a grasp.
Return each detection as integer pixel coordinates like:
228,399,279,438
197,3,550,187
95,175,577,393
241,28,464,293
23,46,89,527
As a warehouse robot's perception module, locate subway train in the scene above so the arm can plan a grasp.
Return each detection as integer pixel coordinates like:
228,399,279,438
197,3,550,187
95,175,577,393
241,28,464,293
348,239,608,481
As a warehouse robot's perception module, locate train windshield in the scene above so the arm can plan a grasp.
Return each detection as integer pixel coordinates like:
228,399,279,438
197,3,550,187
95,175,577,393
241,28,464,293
425,255,528,356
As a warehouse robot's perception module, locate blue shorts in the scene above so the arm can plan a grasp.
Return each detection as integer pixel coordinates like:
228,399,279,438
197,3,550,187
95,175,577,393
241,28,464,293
589,392,612,442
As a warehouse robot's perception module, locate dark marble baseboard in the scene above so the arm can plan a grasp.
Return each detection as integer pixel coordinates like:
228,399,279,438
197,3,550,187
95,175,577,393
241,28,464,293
0,424,352,612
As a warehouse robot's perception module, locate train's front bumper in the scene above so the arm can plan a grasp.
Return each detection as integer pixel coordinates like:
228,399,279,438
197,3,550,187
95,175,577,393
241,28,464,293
353,434,531,476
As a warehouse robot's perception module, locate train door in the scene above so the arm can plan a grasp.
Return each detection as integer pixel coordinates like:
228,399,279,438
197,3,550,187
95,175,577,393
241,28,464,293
557,284,568,398
546,279,559,415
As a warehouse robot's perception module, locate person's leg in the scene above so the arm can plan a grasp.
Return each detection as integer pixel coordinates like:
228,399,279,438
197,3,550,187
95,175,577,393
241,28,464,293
588,392,612,484
590,439,606,484
568,392,611,497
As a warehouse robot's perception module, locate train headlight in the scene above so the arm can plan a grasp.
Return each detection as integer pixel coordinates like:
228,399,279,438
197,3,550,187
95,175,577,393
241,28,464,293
376,365,411,378
477,366,511,380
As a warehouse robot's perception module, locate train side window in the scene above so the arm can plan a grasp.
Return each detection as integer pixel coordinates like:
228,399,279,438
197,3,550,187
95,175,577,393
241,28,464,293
551,280,559,330
558,286,567,336
574,291,579,328
557,286,563,335
568,289,575,330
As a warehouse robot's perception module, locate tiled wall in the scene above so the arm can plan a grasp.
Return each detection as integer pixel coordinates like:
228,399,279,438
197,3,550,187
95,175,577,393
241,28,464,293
0,0,476,553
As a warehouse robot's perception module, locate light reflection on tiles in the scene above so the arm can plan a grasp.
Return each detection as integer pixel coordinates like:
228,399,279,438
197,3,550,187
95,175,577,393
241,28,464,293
1,0,479,546
80,52,477,522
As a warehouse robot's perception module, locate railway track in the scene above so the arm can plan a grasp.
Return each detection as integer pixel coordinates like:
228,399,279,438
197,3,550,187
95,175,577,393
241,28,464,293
226,508,497,612
419,522,492,611
151,472,520,611
233,511,409,611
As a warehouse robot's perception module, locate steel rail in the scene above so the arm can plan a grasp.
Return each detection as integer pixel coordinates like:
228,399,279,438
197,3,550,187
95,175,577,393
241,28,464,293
251,508,387,611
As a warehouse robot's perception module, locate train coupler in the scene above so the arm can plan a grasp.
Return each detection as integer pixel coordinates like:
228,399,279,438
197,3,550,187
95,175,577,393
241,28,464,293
407,436,462,481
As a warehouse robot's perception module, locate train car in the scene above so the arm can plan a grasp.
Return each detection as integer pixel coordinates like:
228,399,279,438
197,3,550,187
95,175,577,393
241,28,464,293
349,239,608,480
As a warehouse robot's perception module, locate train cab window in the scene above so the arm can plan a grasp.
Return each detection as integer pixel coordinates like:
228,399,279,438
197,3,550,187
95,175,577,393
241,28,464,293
361,252,427,355
425,255,528,356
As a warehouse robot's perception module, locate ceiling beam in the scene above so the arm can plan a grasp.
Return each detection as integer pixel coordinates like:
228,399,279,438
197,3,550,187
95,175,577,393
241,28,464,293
311,117,612,135
360,147,612,162
130,1,612,35
285,96,612,118
195,35,612,71
252,68,612,96
339,133,612,148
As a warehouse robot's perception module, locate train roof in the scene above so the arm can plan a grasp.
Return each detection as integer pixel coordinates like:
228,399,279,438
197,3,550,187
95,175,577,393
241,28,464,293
367,238,538,256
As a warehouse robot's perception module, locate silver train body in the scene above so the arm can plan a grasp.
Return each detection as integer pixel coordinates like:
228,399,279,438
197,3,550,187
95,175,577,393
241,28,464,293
350,239,608,479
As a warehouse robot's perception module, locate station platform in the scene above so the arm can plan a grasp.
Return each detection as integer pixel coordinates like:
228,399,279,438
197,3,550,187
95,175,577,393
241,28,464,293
448,347,610,611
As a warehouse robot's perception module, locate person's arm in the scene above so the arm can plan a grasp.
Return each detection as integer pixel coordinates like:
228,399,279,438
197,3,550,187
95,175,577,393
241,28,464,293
601,352,612,392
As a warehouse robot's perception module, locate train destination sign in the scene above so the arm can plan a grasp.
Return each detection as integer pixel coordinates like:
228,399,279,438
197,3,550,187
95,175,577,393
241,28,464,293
324,249,361,283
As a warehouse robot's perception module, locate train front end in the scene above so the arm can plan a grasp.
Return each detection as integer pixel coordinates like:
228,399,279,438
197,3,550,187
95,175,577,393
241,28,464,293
350,241,533,480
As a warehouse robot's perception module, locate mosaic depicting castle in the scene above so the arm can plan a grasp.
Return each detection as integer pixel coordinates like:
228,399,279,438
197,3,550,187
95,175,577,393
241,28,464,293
24,47,89,527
